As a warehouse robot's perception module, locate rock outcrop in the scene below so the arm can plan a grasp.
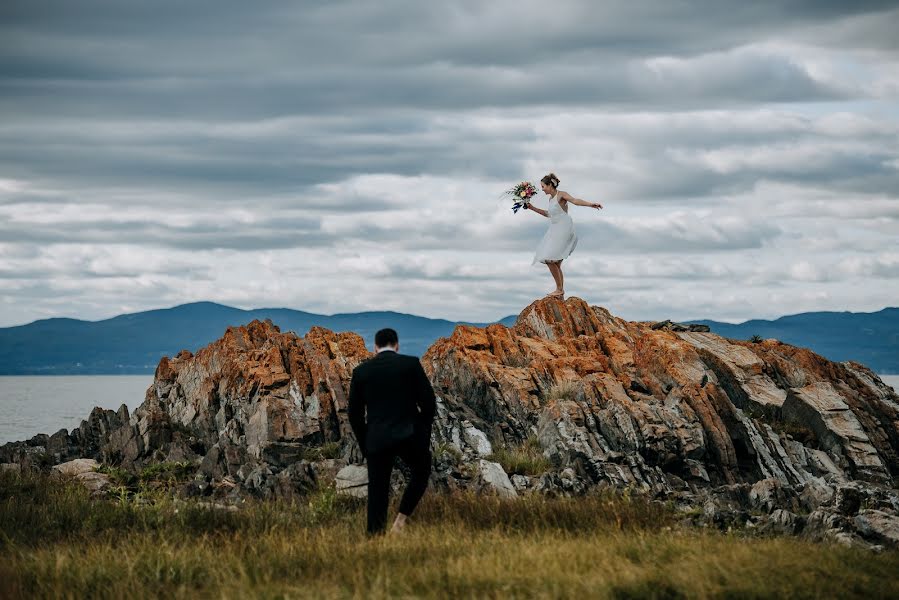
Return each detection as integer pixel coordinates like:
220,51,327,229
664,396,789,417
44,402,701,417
2,319,370,501
422,297,899,548
3,298,898,548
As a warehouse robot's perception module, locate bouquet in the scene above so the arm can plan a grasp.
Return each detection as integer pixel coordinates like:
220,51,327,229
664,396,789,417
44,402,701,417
505,181,537,213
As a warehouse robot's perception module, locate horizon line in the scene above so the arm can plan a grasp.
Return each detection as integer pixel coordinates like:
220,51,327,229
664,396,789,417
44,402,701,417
2,300,897,330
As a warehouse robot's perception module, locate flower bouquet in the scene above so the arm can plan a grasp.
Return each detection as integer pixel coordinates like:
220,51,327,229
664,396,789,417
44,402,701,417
505,181,537,213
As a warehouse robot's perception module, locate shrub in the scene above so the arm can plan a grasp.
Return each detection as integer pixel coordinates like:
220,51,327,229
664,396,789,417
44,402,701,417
299,441,343,461
504,354,532,368
545,379,581,403
139,461,194,484
433,442,463,466
487,436,550,476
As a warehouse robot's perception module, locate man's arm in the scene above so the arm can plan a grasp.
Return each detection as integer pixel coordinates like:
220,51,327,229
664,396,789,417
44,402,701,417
347,370,367,457
414,360,436,432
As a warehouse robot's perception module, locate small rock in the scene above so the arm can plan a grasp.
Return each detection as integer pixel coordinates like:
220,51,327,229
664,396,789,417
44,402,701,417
477,459,517,498
758,509,801,536
749,478,783,513
335,464,369,498
462,424,493,457
51,458,100,477
559,467,585,493
511,474,531,490
76,471,112,494
799,478,834,512
834,483,864,516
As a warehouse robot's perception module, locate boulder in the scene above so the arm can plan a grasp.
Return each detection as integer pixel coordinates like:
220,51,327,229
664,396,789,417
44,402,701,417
854,510,899,546
335,465,369,498
51,458,100,477
477,460,517,498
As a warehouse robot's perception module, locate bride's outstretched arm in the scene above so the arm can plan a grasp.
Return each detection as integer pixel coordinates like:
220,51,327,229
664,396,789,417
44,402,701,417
560,191,603,209
525,204,549,218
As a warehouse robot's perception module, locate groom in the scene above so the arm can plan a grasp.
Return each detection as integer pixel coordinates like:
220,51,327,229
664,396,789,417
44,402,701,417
348,327,436,536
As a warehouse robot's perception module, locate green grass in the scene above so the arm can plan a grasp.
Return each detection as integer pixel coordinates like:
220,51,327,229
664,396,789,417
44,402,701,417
299,441,343,461
487,436,551,476
433,441,463,465
2,469,897,599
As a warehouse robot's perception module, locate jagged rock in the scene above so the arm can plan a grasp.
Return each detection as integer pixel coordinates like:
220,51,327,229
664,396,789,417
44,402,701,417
783,382,890,482
0,319,372,501
757,509,802,536
834,483,866,516
650,319,710,333
798,477,835,511
749,478,797,514
462,422,493,457
3,297,898,547
854,510,899,546
269,462,318,500
422,296,898,543
511,474,531,491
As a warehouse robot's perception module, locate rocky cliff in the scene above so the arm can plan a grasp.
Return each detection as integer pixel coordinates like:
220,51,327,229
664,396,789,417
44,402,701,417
3,298,898,548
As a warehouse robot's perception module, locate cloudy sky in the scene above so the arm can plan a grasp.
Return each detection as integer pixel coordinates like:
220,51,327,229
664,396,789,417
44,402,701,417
1,1,897,327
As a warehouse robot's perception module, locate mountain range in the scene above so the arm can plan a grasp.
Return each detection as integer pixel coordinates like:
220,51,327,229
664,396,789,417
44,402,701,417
0,302,895,374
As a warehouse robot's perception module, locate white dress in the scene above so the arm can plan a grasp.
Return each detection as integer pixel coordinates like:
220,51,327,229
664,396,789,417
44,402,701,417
532,193,578,266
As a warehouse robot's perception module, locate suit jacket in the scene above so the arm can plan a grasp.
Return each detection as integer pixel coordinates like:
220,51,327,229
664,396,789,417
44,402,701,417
347,350,436,456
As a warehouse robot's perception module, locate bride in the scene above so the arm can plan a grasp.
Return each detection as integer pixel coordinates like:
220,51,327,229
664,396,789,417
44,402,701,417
524,173,603,298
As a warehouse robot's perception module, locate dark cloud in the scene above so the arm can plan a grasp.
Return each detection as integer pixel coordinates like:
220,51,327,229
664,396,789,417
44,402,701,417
0,0,897,326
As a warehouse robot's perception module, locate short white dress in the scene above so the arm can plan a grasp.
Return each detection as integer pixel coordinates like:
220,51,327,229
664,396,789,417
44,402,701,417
532,193,578,266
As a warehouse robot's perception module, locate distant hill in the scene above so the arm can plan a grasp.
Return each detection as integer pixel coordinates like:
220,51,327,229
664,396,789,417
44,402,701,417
685,307,899,374
0,302,895,375
0,302,517,374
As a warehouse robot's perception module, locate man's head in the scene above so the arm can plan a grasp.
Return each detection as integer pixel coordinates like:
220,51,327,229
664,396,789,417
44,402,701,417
374,328,399,351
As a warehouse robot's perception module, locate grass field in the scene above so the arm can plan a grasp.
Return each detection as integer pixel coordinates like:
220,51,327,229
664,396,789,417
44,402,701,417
1,469,897,599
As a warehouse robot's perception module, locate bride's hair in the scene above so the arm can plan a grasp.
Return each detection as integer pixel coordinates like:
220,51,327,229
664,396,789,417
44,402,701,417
541,173,560,188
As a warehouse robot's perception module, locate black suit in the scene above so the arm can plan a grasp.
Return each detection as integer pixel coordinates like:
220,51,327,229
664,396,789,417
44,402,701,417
347,348,436,535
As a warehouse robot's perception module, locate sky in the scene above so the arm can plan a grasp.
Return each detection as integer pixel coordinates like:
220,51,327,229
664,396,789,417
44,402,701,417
1,0,897,327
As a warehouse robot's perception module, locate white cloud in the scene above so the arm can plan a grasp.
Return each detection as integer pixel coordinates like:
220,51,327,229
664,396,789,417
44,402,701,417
0,1,898,327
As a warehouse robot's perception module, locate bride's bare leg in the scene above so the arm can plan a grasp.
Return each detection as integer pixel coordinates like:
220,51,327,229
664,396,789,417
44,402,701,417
545,262,563,295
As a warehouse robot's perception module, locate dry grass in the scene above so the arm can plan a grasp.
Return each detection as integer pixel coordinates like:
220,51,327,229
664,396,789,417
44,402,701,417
2,470,898,599
545,379,581,403
487,436,552,476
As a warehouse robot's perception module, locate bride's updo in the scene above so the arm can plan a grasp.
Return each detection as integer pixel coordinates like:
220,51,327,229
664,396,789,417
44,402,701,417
541,173,560,189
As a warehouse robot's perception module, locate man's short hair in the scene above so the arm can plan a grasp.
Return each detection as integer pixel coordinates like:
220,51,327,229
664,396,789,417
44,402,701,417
374,328,399,348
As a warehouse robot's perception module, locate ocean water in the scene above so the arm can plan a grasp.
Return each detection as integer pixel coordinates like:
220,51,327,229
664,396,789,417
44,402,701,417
0,375,153,445
1,374,898,446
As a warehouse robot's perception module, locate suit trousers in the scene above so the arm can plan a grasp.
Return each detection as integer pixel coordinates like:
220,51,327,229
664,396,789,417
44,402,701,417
366,432,432,535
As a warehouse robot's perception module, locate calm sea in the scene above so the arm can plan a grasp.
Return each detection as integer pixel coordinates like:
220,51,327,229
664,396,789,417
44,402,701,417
1,374,898,446
0,375,153,445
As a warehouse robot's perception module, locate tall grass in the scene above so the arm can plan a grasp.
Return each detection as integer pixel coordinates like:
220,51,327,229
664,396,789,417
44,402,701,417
2,470,897,599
